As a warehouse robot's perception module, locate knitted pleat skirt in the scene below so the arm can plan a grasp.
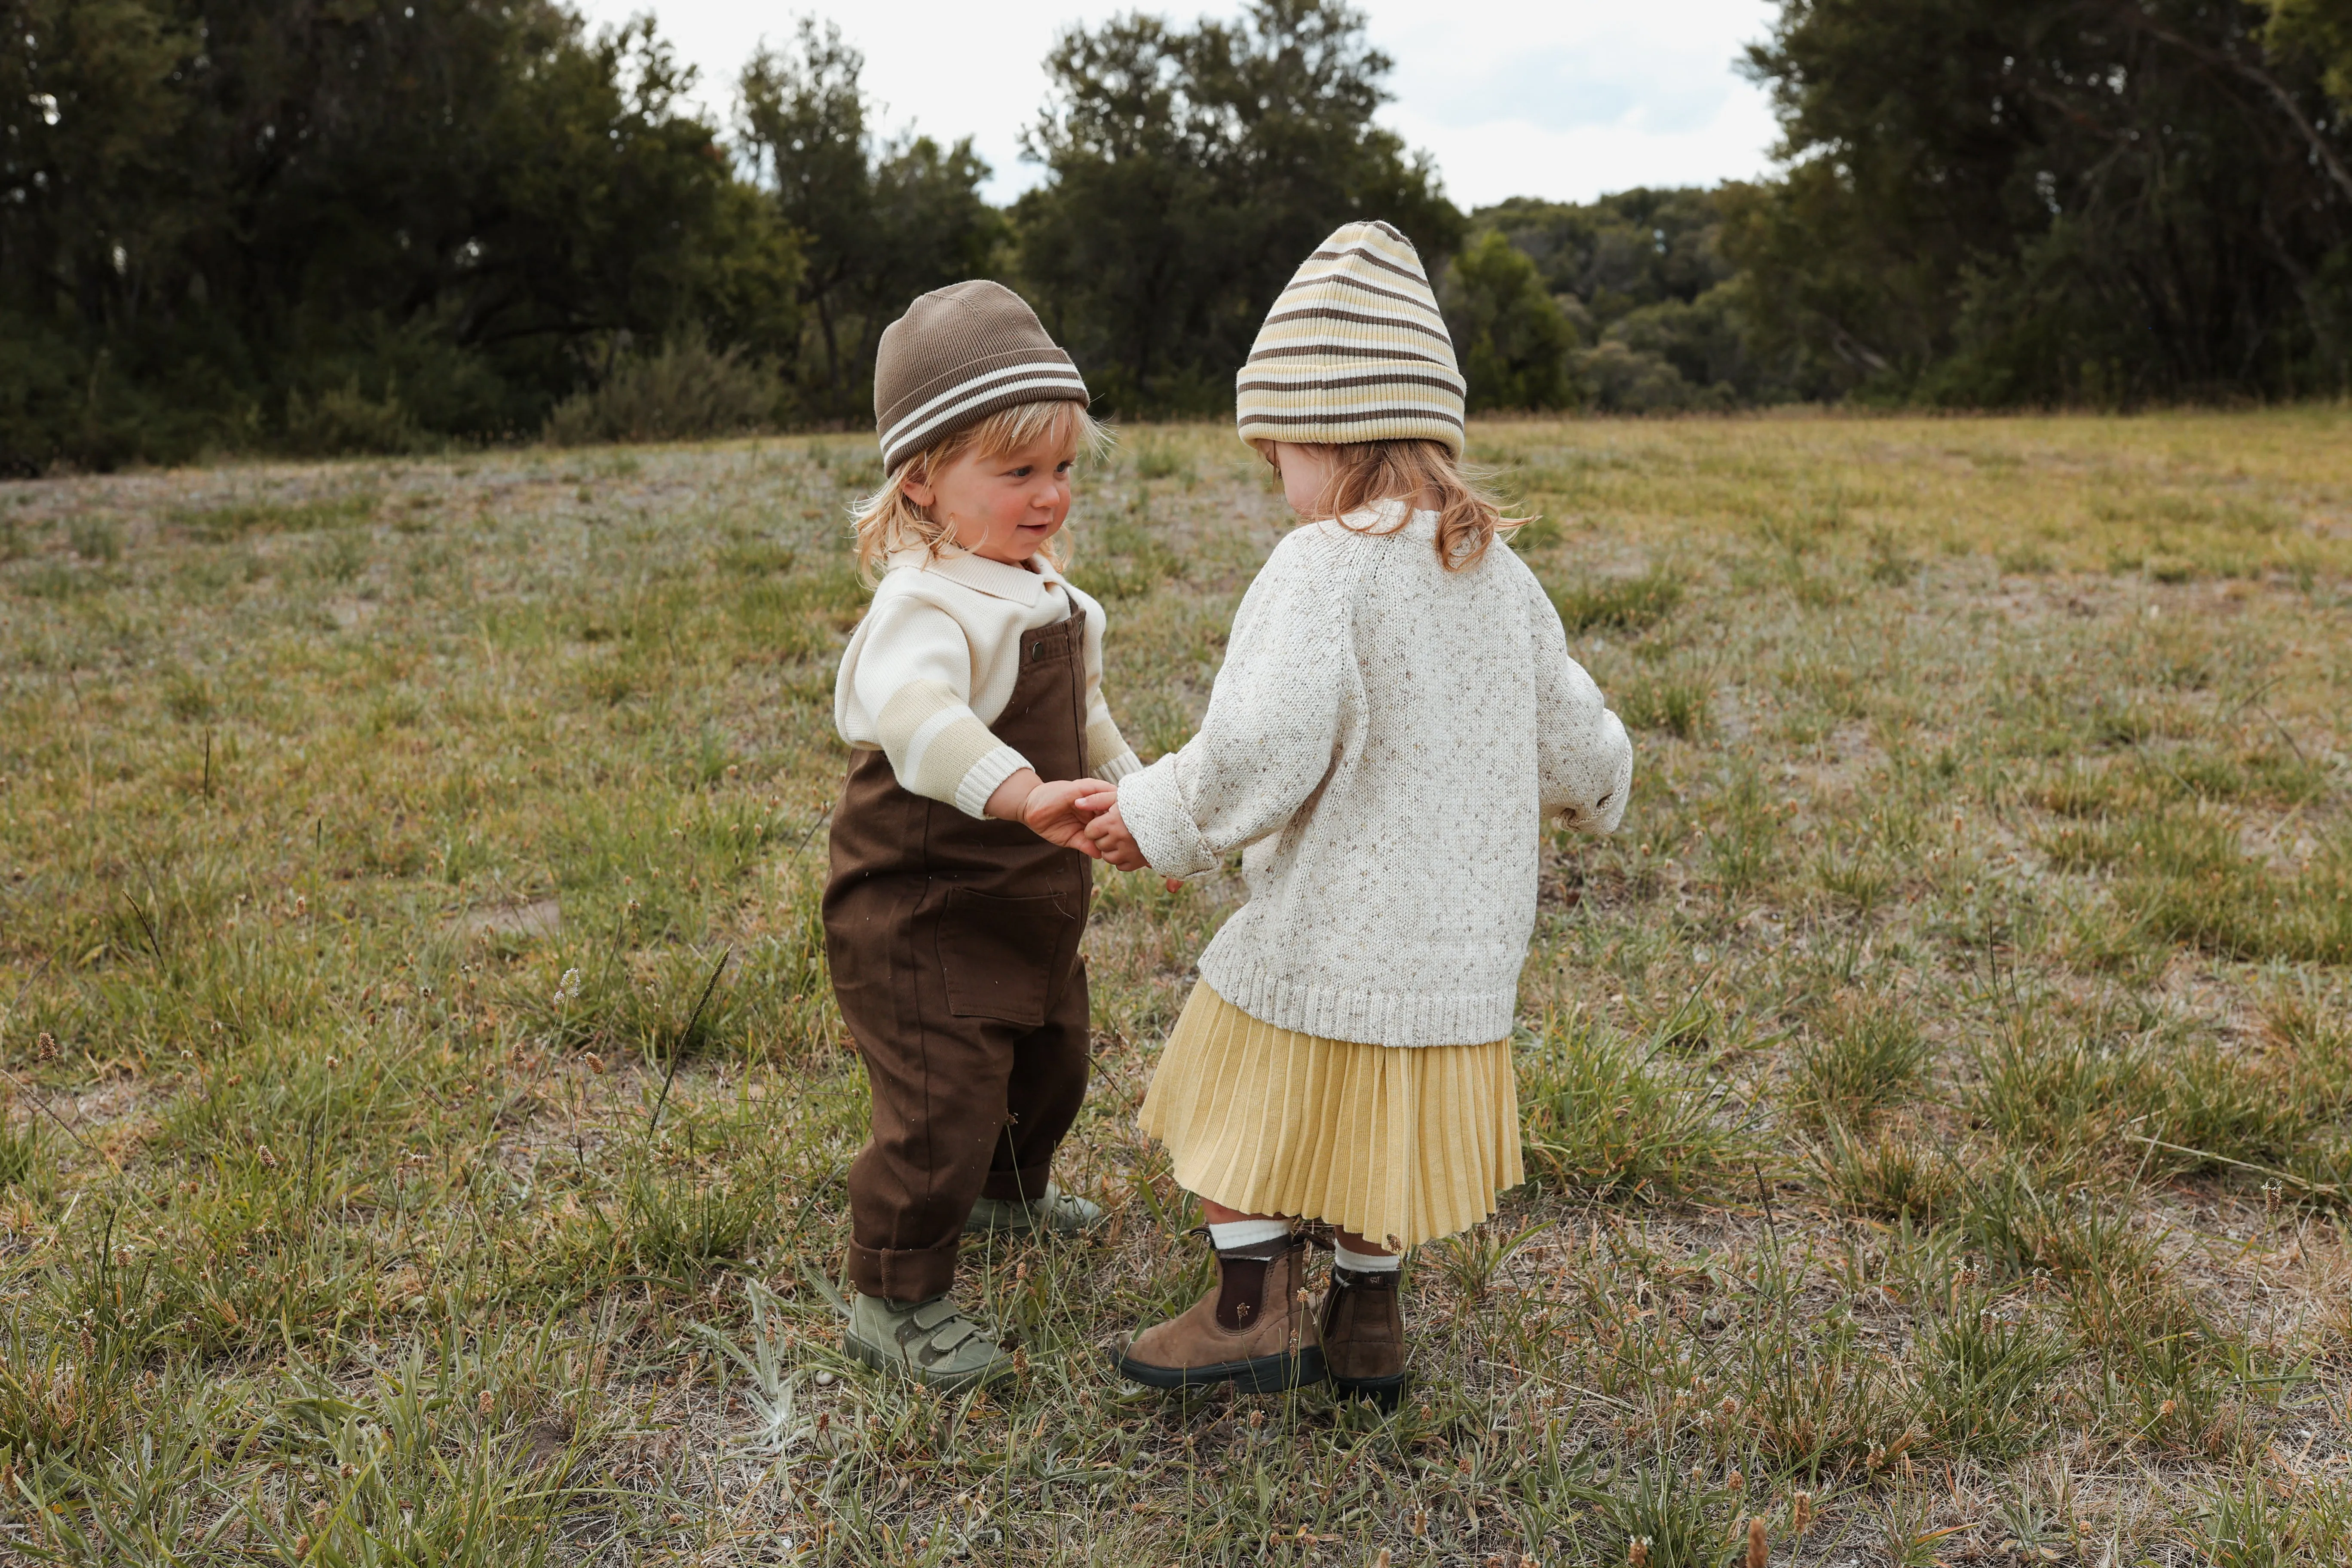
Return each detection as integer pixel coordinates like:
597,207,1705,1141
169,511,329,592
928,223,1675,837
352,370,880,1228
1137,983,1522,1250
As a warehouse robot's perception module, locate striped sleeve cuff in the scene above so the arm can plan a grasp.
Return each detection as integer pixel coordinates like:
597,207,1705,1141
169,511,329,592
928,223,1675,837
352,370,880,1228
1097,748,1143,783
952,744,1032,820
876,678,1033,818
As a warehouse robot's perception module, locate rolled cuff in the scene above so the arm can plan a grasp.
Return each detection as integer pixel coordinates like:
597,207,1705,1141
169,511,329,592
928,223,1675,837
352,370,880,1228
845,1237,957,1303
1579,715,1633,834
1115,756,1219,879
952,744,1033,820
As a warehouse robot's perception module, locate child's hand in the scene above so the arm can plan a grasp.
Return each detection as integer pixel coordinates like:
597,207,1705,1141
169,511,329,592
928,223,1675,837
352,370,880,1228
1080,796,1152,873
1021,777,1113,854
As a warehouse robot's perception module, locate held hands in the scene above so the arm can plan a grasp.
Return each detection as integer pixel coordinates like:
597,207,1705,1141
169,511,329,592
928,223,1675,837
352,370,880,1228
1081,790,1182,891
979,769,1171,884
1021,776,1112,855
985,770,1103,854
1075,789,1151,874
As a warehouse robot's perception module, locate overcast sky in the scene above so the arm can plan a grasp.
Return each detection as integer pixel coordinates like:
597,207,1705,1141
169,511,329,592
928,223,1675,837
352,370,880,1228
575,0,1787,210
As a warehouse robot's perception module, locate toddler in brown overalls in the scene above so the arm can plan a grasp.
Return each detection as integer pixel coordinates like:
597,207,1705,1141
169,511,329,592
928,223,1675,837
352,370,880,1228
825,282,1139,1392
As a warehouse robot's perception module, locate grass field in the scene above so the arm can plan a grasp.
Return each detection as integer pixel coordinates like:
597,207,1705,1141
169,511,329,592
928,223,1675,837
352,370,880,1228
3,408,2351,1565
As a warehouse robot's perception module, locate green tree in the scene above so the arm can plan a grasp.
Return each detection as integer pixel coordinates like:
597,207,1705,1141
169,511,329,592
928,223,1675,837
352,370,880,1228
738,19,1004,423
1013,0,1461,413
2262,0,2352,107
1479,188,1735,331
1730,0,2352,404
1,0,802,469
1466,188,1796,410
1442,231,1579,411
1,0,207,466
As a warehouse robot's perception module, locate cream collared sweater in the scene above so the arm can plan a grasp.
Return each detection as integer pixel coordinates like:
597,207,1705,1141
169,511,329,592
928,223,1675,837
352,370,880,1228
834,548,1142,816
1116,508,1632,1047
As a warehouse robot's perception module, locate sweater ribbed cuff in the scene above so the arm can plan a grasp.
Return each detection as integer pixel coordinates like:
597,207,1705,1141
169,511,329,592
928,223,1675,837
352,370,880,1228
1592,717,1633,833
952,744,1033,820
1096,748,1144,784
1114,756,1218,879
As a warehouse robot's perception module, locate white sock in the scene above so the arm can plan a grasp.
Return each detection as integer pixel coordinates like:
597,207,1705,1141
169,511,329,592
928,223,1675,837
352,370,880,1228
1206,1218,1291,1250
1334,1242,1401,1273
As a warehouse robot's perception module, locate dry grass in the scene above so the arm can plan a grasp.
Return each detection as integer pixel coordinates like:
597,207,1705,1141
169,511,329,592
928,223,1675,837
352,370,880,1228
1,407,2349,1564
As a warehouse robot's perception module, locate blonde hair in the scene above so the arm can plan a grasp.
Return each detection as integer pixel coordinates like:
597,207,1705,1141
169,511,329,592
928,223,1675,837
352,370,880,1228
852,401,1108,582
1253,438,1521,570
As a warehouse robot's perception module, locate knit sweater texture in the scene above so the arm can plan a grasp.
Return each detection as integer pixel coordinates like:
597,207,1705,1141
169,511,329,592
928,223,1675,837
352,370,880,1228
835,548,1141,815
1116,508,1632,1047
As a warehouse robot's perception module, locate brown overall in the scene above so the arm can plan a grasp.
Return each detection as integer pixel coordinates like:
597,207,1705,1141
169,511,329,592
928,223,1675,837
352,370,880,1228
824,610,1093,1302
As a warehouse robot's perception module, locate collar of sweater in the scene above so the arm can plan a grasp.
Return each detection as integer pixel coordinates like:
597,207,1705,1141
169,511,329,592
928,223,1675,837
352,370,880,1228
884,546,1065,606
1310,500,1437,543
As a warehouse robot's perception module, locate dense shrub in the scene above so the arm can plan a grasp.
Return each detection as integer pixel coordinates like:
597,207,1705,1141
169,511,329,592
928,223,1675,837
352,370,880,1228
542,336,783,447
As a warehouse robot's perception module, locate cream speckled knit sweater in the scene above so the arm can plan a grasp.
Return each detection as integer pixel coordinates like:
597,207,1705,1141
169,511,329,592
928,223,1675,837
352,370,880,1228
1115,508,1632,1047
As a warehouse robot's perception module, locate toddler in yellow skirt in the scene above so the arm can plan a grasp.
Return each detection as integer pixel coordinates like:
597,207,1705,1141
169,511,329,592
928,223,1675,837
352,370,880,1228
1079,220,1633,1405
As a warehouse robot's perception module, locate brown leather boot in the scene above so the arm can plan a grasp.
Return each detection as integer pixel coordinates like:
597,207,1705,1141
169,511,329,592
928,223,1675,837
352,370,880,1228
1319,1264,1406,1409
1112,1231,1326,1392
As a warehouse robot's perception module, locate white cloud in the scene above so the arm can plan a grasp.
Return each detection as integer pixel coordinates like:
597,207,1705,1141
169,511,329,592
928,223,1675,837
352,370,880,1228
576,0,1785,208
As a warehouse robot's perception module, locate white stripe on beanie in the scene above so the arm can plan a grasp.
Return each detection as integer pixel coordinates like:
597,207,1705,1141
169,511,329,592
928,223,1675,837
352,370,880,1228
880,363,1090,461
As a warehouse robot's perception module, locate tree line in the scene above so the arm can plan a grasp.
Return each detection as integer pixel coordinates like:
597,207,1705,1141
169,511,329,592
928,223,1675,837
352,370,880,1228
6,0,2349,472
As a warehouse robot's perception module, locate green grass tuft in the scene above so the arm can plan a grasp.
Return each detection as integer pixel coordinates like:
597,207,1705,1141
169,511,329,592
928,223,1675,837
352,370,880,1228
1547,565,1684,634
1788,994,1931,1127
1517,1012,1754,1198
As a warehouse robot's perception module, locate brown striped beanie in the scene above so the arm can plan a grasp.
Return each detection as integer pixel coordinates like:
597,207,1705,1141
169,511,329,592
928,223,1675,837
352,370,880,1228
873,281,1090,471
1235,220,1465,457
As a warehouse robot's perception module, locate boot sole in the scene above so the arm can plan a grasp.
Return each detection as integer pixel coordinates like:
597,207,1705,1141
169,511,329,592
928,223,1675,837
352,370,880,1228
1331,1371,1406,1412
1112,1344,1328,1393
845,1332,1014,1394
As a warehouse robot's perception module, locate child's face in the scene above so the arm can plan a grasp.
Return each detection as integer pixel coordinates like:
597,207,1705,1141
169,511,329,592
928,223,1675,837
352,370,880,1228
902,430,1076,567
1268,441,1338,518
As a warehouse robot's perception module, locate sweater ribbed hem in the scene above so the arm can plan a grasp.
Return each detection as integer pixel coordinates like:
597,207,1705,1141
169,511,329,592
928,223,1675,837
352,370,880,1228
952,744,1032,820
1113,756,1217,879
1197,947,1517,1049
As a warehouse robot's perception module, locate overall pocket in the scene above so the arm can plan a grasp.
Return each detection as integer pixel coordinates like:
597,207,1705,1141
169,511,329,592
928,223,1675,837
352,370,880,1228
935,888,1075,1026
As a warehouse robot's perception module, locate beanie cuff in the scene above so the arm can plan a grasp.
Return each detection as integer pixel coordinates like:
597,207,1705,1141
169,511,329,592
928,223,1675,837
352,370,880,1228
1236,367,1466,455
879,349,1089,471
1235,411,1465,457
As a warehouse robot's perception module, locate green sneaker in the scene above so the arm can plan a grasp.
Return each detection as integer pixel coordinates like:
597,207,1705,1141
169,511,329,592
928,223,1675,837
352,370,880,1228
845,1292,1015,1393
963,1182,1106,1237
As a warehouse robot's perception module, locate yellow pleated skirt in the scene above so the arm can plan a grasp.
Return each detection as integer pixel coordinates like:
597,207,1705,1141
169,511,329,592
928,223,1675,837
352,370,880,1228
1136,983,1522,1250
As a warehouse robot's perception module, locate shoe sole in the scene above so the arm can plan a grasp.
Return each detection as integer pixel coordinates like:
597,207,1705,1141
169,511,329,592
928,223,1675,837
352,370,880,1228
1111,1344,1328,1393
1331,1371,1406,1412
845,1332,1014,1394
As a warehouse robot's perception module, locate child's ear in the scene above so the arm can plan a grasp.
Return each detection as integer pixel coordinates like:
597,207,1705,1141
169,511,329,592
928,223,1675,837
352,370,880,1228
900,473,936,510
